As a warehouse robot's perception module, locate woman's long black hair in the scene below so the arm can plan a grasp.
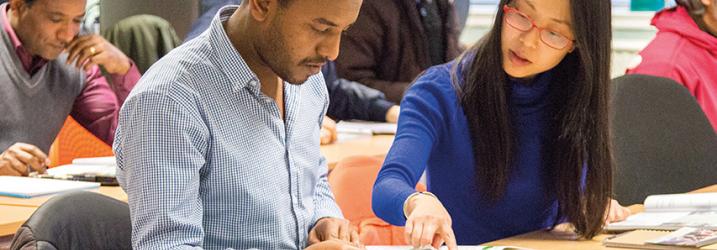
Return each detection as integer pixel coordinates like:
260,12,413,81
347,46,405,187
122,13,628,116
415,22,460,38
453,0,613,239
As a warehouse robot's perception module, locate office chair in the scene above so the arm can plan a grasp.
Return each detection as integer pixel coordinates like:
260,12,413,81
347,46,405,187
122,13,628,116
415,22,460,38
48,117,114,167
329,155,426,245
610,74,717,205
10,192,131,250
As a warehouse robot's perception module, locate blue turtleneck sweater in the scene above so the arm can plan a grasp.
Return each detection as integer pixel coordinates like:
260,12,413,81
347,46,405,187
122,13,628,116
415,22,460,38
372,61,560,244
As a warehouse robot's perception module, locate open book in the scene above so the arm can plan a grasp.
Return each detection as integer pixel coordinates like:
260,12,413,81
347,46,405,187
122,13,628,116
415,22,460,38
606,193,717,232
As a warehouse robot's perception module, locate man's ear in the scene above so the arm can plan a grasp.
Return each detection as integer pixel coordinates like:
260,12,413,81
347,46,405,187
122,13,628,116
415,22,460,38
248,0,275,22
9,0,29,13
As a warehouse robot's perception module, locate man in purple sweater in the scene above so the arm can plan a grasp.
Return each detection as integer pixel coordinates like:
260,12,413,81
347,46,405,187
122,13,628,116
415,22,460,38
0,0,140,176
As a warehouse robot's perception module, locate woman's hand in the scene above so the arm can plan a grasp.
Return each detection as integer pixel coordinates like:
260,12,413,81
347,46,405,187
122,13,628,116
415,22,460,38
404,193,457,250
604,199,631,224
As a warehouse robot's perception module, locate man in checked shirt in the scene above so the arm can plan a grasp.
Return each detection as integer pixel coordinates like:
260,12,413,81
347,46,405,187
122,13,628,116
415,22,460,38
113,0,364,249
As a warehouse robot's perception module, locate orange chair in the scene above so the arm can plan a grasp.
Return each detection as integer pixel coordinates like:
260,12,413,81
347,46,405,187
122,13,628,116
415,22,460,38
48,117,114,167
328,155,426,245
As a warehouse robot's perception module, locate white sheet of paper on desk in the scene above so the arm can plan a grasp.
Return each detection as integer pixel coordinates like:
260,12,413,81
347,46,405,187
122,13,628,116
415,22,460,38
71,156,116,166
336,120,397,135
46,164,116,177
0,176,100,198
366,246,534,250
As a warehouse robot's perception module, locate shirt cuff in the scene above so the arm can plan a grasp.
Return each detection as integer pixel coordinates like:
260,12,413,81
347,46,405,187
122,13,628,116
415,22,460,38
311,207,344,229
369,99,395,122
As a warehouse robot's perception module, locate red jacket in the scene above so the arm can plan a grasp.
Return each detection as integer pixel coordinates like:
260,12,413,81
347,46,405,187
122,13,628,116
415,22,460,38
627,6,717,133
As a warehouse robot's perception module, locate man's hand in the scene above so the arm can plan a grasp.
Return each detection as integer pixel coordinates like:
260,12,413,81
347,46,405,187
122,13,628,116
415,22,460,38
0,143,49,176
308,217,359,246
66,34,131,74
320,116,338,145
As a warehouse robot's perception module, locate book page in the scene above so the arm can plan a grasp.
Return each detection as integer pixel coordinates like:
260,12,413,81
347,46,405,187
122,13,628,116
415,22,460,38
644,193,717,212
607,212,691,229
606,211,717,231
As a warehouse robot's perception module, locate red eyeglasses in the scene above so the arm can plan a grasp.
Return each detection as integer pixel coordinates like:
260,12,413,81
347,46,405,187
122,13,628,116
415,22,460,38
502,5,574,50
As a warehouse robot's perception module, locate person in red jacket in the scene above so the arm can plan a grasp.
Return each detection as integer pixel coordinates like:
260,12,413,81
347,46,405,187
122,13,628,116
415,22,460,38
627,0,717,133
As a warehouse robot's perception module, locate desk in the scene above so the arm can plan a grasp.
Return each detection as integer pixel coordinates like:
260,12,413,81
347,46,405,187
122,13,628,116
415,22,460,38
0,206,36,237
484,184,717,249
0,135,395,237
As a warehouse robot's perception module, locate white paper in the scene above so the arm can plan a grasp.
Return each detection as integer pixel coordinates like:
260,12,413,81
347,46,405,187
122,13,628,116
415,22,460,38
337,120,397,135
46,164,116,177
71,156,116,166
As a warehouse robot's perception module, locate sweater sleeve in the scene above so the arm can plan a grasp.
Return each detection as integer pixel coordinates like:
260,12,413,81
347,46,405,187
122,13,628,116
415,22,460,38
371,65,453,226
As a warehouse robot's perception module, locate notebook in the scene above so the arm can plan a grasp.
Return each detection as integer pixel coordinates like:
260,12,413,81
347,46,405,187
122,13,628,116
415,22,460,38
603,229,717,249
0,176,100,198
605,192,717,232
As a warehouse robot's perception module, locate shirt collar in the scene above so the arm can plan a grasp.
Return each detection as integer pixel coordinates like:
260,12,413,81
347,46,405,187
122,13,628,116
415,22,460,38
1,3,48,74
209,5,261,92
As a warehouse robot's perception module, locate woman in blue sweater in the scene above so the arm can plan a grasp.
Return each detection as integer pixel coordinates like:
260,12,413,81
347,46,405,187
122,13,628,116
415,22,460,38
371,0,631,248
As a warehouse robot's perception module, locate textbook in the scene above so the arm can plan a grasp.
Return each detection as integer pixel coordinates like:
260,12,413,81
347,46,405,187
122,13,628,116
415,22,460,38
0,176,100,198
605,193,717,232
603,229,717,249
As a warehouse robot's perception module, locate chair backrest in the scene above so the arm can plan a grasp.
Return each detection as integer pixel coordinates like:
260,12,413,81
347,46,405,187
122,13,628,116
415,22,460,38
611,74,717,205
329,155,425,245
10,191,131,250
48,117,113,167
102,15,181,74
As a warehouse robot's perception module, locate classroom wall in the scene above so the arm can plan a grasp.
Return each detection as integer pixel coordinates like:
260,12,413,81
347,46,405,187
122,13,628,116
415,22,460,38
99,0,200,39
